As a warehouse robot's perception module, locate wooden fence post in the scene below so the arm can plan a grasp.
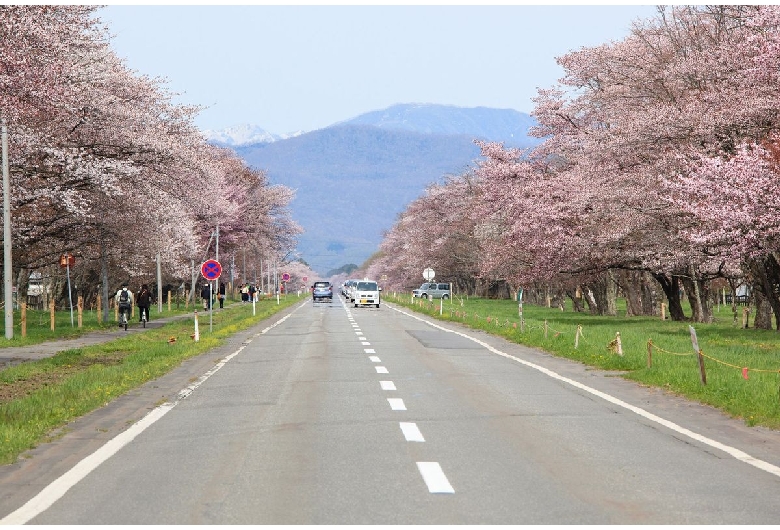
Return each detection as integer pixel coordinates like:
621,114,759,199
168,290,172,312
689,325,707,385
647,340,653,368
77,296,83,328
50,299,55,331
661,303,667,320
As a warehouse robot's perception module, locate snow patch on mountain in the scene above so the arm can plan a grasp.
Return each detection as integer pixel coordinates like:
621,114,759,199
203,124,305,146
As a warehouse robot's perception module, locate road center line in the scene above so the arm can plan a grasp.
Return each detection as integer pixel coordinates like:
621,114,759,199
400,422,425,442
375,366,389,374
368,355,381,362
416,462,454,493
380,380,396,391
388,398,406,410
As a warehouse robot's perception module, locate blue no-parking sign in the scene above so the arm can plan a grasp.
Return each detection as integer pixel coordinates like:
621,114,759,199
201,259,222,280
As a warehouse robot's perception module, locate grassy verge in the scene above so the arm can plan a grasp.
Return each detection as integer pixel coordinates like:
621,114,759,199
0,300,205,347
387,293,780,430
0,295,301,466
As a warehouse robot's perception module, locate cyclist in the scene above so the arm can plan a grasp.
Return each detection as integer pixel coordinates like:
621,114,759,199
115,283,134,328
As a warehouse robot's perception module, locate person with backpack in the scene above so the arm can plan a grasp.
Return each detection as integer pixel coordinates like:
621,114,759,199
136,284,152,322
200,283,212,310
115,283,134,327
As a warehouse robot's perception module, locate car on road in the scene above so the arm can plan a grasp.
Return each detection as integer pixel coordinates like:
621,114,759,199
344,279,359,301
352,279,381,308
312,281,333,302
412,282,451,300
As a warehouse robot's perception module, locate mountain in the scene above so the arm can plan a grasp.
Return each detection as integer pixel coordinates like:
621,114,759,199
203,124,304,146
339,103,536,147
230,104,540,276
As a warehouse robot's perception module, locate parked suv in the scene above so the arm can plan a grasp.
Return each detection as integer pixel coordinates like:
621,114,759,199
312,281,333,302
412,282,451,300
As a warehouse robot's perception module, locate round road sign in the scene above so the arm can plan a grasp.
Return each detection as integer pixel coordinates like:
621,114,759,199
201,259,222,280
423,267,435,281
282,272,291,282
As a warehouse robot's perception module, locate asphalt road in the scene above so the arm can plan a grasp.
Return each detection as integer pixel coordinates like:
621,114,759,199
2,296,780,524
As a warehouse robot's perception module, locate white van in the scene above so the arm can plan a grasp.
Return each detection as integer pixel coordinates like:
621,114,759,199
353,279,381,308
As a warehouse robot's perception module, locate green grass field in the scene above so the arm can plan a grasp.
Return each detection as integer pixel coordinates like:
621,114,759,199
388,292,780,430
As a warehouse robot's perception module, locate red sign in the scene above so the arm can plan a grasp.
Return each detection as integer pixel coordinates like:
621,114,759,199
201,259,222,280
59,254,75,268
282,272,290,282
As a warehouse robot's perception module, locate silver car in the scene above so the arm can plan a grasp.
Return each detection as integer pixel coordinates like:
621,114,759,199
412,282,451,299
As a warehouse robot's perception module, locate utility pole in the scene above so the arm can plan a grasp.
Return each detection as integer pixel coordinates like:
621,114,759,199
2,120,12,339
156,253,162,313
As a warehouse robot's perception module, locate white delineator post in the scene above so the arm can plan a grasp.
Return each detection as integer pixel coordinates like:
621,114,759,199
193,310,200,342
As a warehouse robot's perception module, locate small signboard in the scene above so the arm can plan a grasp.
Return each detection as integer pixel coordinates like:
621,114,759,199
59,254,75,268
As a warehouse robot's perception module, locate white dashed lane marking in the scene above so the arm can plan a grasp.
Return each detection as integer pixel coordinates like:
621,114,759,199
375,366,389,374
387,398,407,411
380,380,396,391
417,462,455,494
400,422,425,442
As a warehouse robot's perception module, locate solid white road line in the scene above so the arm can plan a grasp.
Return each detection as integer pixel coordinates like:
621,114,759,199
416,462,454,493
400,422,425,442
380,380,396,391
387,398,407,411
0,304,306,525
390,305,780,481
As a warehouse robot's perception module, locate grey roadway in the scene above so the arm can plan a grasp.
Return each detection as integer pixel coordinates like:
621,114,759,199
2,297,780,524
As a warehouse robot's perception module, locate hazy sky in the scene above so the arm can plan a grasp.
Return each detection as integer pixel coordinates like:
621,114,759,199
97,3,659,135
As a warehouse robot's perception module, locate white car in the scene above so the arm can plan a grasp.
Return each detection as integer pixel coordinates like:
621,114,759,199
352,279,381,308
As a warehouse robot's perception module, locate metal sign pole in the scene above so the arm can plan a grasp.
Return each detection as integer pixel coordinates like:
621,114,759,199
66,257,74,327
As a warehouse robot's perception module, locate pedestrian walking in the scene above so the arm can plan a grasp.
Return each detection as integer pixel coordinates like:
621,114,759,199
201,283,212,310
136,284,152,322
218,282,226,309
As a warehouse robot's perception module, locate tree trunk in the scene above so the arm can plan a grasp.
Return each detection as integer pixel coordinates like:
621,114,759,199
640,271,658,316
100,241,110,322
754,290,774,330
652,273,687,321
681,264,712,323
566,288,585,312
745,255,780,330
616,270,644,317
587,271,617,316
